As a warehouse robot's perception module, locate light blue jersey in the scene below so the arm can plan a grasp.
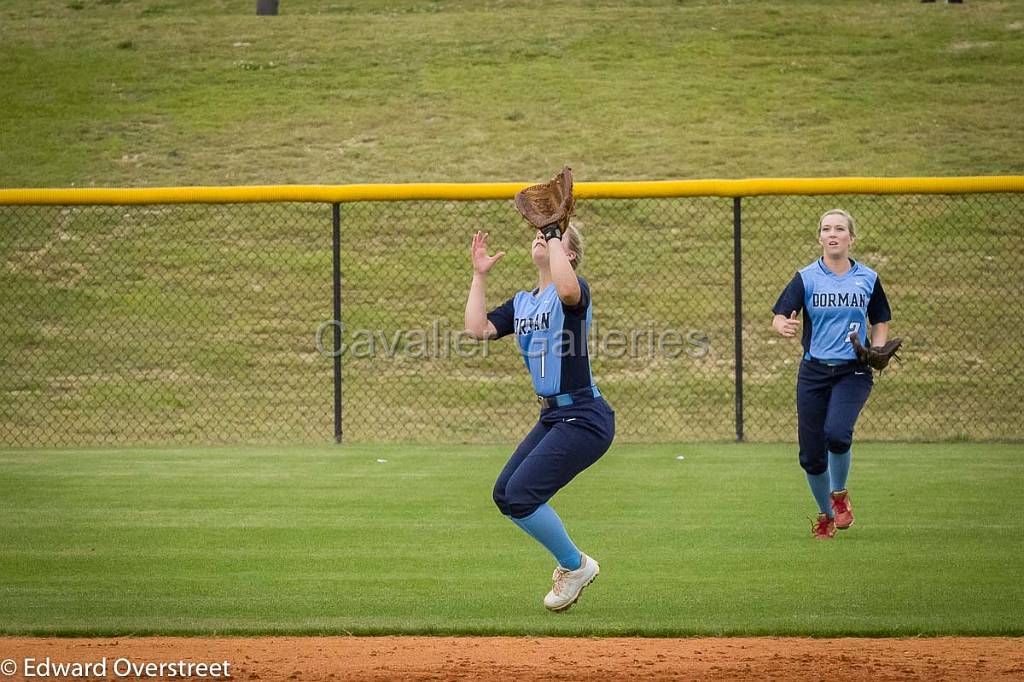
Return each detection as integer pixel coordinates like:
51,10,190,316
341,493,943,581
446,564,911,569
487,276,593,397
773,258,892,361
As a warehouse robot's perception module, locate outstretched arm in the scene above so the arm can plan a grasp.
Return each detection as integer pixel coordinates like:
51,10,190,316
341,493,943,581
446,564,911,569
464,231,504,340
547,232,581,306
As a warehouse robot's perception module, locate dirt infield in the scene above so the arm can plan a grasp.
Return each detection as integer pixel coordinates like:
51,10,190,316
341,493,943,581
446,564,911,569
2,637,1022,681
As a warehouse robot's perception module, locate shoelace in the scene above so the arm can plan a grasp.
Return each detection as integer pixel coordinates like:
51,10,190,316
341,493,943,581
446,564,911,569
809,515,832,535
833,497,850,514
552,568,569,594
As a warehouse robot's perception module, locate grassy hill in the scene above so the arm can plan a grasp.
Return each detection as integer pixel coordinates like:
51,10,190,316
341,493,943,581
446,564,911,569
2,0,1023,187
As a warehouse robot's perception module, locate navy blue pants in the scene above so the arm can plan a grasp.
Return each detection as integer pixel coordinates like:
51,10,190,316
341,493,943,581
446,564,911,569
492,397,615,519
797,360,873,475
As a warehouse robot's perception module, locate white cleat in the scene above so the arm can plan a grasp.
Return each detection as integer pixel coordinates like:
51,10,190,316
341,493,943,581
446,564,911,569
543,553,600,612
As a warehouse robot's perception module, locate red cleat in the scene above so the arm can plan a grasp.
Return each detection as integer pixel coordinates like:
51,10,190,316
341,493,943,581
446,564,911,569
812,512,836,540
830,489,854,530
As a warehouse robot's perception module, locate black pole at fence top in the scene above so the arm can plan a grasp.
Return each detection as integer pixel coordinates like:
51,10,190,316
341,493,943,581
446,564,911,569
256,0,279,15
733,197,745,442
332,203,343,444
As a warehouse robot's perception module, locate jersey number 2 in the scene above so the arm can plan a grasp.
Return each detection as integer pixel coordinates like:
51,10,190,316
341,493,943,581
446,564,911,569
846,322,861,342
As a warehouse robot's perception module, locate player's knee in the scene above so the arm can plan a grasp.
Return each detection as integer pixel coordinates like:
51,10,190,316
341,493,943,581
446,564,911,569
798,451,828,476
492,481,511,516
503,479,540,519
824,429,853,455
507,501,540,518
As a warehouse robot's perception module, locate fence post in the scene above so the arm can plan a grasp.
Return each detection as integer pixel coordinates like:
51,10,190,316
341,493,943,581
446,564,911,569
256,0,279,15
733,197,745,442
332,203,343,443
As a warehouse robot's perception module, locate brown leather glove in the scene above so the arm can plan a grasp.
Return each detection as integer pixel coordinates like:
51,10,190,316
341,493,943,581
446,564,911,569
849,333,903,370
514,167,575,234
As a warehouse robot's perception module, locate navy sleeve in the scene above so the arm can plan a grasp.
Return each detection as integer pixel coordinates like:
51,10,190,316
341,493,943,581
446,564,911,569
562,276,591,318
867,277,892,324
486,296,516,339
772,273,805,316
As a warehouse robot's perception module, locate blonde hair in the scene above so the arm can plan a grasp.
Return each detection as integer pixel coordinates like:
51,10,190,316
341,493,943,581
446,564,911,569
564,221,584,270
818,208,856,239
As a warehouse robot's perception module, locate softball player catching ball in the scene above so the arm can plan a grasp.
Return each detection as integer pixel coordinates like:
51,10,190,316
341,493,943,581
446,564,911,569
771,209,895,540
463,221,615,612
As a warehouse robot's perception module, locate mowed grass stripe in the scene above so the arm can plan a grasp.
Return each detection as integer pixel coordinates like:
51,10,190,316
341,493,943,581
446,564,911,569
0,443,1021,636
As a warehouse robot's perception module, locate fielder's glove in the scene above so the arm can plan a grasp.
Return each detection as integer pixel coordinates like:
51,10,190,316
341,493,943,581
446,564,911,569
514,166,575,240
849,333,903,371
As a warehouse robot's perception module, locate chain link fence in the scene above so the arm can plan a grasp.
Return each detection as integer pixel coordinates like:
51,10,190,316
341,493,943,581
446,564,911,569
2,189,1022,445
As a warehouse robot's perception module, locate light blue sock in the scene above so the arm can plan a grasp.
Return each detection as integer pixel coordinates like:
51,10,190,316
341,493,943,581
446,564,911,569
806,471,833,517
510,504,582,570
828,449,851,492
509,514,540,542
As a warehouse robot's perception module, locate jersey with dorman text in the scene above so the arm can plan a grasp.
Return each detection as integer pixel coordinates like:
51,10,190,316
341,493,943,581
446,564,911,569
772,258,892,361
487,276,593,397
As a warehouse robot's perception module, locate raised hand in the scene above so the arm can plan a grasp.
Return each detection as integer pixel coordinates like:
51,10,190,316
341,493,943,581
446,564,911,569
471,231,506,275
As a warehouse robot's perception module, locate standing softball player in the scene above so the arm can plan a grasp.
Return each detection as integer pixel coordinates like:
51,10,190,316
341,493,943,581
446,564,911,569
771,208,901,539
463,168,615,611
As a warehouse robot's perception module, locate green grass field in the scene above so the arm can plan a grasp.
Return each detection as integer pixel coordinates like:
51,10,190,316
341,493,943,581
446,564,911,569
2,443,1022,636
